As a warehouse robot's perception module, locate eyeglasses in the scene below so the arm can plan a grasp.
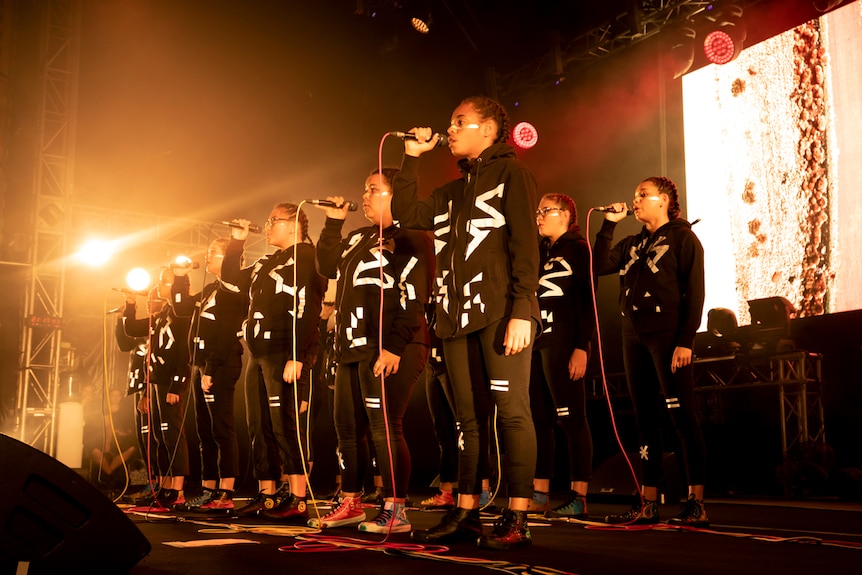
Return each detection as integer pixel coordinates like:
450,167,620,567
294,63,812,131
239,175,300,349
535,207,564,218
264,216,294,229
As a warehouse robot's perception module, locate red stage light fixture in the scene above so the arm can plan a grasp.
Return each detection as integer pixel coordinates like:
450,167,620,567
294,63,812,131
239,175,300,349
703,5,746,65
512,122,538,149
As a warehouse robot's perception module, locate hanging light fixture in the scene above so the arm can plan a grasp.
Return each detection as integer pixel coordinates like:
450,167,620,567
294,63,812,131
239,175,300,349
512,122,538,149
410,6,432,34
666,25,697,79
703,4,746,65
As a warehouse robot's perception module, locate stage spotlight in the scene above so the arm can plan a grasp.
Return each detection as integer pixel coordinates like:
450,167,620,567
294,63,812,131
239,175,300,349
695,307,740,358
126,268,150,292
813,0,843,12
747,296,796,353
410,10,432,34
75,239,115,267
666,25,696,79
703,4,746,65
512,122,538,149
708,307,739,340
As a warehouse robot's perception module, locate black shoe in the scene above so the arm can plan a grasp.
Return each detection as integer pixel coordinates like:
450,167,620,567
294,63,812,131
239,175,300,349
411,507,483,543
666,494,709,528
604,498,659,525
478,509,532,550
124,484,155,505
233,491,277,518
361,486,384,507
197,489,235,514
175,488,214,512
259,494,309,521
155,488,181,508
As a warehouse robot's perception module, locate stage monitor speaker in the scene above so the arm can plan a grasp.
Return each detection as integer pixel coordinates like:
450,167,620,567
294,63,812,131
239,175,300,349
0,433,150,574
588,451,683,503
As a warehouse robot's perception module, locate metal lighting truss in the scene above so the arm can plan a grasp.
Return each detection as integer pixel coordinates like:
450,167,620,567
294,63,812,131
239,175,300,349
16,0,82,453
694,351,825,456
496,0,722,101
13,0,268,454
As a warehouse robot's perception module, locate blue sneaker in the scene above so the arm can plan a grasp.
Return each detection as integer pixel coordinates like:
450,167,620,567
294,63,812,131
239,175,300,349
548,491,588,519
358,502,411,533
526,490,550,514
479,489,496,512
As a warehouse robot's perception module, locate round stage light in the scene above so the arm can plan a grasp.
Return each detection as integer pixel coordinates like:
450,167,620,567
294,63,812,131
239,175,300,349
703,30,737,65
75,239,114,266
512,122,538,149
126,268,151,291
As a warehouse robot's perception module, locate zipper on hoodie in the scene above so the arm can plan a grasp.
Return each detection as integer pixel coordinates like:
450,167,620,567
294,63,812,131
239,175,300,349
448,157,482,334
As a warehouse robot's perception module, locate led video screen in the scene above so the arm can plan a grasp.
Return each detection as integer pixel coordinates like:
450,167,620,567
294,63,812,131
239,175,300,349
683,1,861,327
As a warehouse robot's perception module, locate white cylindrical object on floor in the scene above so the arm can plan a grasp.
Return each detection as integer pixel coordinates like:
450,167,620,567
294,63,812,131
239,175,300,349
56,401,84,468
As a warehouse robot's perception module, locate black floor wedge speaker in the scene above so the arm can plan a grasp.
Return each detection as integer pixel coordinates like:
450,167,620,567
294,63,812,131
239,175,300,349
0,433,150,574
588,451,683,503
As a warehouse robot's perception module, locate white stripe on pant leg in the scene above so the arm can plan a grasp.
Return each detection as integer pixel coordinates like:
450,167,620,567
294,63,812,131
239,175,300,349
365,397,381,410
490,379,509,392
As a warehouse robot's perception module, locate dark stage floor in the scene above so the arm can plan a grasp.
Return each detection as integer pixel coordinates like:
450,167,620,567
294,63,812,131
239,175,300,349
116,495,861,575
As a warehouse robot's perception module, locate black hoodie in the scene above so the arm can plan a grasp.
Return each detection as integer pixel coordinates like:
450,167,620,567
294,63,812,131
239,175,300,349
171,274,247,376
592,218,705,349
392,143,540,339
316,218,433,364
535,229,595,353
221,239,326,363
122,300,190,395
115,316,147,396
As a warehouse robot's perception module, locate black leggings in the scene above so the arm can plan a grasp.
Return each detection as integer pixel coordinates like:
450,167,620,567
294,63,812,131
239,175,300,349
192,364,240,481
152,383,190,477
333,343,428,499
529,344,593,483
442,319,536,498
245,352,308,479
425,362,459,485
622,329,706,487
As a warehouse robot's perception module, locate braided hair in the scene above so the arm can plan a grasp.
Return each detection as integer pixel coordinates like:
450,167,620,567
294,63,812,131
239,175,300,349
461,96,510,145
540,193,581,234
643,176,680,220
274,202,313,245
369,166,399,187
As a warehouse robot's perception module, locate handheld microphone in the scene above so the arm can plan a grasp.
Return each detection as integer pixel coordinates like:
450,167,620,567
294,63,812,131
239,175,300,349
389,131,448,147
112,287,149,296
594,205,634,216
216,220,262,234
306,199,359,211
169,261,200,270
